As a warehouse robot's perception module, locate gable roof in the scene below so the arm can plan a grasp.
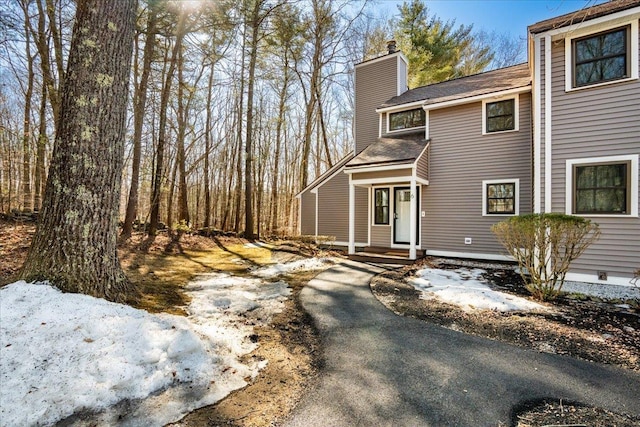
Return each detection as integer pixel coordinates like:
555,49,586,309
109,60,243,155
295,152,354,196
528,0,640,34
345,137,429,169
378,63,531,110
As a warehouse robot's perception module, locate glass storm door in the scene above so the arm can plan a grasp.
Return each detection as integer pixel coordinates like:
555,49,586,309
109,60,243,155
394,188,412,244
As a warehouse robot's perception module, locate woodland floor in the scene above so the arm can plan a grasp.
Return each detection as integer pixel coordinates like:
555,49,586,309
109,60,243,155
1,219,639,426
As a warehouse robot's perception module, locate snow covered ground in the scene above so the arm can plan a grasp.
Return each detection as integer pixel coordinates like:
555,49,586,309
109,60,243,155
409,267,547,312
0,257,331,427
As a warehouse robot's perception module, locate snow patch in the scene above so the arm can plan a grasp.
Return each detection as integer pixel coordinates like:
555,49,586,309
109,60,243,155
0,266,295,426
408,268,546,312
251,258,332,278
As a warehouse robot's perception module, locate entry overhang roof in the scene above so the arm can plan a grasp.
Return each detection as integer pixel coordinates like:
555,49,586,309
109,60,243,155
345,138,429,170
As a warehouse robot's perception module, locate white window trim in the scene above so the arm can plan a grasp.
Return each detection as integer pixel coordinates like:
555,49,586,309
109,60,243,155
372,186,391,226
482,179,520,216
565,154,639,217
386,108,426,134
482,96,519,135
564,19,639,92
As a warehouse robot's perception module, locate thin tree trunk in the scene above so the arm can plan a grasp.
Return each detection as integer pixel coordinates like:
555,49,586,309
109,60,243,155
244,2,260,240
176,47,189,227
21,14,34,212
122,4,158,239
233,35,246,233
34,84,48,211
203,66,214,228
149,19,185,235
34,0,60,127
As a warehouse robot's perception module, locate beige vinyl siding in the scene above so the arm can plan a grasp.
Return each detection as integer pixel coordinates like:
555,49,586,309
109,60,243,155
299,190,316,235
355,187,368,243
316,170,368,244
547,32,640,279
355,56,400,154
424,93,533,256
371,224,391,247
417,145,429,181
352,168,413,181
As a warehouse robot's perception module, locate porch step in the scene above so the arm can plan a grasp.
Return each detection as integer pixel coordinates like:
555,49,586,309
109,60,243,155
362,247,426,257
349,248,425,265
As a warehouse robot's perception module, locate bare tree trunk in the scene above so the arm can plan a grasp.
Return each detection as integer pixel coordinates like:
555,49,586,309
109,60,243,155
233,38,245,234
33,0,61,127
21,10,34,212
203,67,214,228
244,1,261,240
34,85,48,211
21,0,137,302
315,83,333,167
149,18,185,235
122,4,158,239
176,47,189,227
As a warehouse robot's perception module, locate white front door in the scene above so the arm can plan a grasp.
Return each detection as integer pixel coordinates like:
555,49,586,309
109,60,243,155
394,188,412,244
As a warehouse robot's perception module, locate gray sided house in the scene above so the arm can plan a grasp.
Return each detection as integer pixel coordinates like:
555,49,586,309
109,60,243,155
297,0,640,286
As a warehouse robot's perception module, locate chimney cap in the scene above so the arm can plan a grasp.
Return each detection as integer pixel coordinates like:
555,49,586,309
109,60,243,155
386,40,397,54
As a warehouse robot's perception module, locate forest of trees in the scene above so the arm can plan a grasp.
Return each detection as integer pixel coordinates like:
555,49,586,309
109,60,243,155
0,0,525,240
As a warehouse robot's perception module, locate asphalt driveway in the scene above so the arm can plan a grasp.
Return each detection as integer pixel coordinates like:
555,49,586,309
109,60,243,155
282,260,640,426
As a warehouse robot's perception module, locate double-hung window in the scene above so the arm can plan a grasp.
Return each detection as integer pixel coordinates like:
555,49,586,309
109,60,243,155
483,98,517,134
573,26,629,88
482,179,519,216
566,155,638,217
574,163,629,214
374,188,389,224
565,20,639,91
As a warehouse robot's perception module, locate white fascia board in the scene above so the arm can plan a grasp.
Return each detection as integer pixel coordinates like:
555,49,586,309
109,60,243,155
540,7,640,38
422,86,531,112
415,141,430,163
315,164,347,191
352,176,416,186
376,99,425,114
344,162,414,174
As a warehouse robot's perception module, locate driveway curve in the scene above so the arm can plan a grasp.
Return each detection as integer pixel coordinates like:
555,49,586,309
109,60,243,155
282,260,640,426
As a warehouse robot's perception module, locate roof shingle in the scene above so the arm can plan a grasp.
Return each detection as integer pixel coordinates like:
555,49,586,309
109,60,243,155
528,0,640,34
346,138,428,168
379,63,531,110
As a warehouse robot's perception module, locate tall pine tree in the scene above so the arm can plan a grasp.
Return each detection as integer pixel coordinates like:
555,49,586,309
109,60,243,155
21,0,138,302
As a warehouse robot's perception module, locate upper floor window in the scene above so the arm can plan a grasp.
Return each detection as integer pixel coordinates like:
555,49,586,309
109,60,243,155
389,108,425,132
484,99,516,133
564,20,638,91
573,26,629,88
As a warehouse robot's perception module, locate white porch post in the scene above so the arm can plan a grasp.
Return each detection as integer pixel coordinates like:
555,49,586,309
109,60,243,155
409,178,417,259
348,178,355,255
